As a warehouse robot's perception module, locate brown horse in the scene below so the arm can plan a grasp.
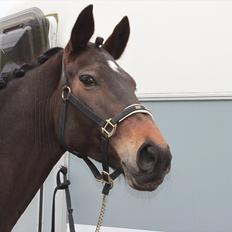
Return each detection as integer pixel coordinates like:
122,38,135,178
0,5,172,231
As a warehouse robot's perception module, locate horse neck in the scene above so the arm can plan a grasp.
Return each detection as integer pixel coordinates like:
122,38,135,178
0,50,65,231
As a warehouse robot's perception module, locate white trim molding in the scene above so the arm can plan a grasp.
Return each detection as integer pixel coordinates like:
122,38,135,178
67,224,162,232
137,91,232,101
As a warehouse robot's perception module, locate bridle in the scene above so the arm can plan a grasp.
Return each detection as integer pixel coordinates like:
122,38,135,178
55,55,153,232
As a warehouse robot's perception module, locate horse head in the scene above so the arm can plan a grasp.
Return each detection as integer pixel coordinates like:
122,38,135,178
55,5,172,191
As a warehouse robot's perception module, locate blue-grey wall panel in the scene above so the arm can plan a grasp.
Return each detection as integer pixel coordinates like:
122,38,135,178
69,101,232,232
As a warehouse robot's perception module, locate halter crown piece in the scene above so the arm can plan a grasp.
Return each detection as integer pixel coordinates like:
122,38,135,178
58,54,153,232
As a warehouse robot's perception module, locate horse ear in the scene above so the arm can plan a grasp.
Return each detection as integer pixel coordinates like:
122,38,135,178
68,5,94,52
103,16,130,60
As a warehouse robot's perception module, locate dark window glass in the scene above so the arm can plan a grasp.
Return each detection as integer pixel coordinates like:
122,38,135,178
0,7,49,72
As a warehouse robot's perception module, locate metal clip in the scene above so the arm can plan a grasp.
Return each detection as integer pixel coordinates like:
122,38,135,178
101,171,113,187
101,118,117,138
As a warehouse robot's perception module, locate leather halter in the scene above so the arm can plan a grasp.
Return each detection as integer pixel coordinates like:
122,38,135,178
59,58,153,195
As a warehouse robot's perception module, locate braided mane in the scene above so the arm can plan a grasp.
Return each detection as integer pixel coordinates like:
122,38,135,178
0,47,62,89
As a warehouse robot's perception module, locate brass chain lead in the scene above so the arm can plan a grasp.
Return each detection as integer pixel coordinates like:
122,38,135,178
95,194,107,232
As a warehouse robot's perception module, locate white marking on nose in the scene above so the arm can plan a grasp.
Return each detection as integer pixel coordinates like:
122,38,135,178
107,60,120,73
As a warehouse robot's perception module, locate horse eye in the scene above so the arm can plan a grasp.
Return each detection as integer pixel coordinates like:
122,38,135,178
79,75,97,86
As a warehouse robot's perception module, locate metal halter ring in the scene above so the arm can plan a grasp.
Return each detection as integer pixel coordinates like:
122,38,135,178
101,171,114,187
95,171,113,188
62,86,71,101
101,118,117,138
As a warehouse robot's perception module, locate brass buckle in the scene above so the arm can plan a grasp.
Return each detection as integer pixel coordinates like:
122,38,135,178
62,86,71,101
101,171,113,187
101,118,117,138
95,171,113,188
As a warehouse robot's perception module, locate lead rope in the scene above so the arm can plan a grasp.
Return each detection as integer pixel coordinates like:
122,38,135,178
95,194,107,232
95,137,112,232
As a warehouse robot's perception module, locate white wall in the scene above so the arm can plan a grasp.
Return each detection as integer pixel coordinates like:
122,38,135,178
1,0,232,99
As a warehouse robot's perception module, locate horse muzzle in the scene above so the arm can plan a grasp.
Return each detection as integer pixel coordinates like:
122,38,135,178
122,142,172,191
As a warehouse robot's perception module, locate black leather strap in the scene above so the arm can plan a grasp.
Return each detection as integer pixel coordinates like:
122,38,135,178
100,136,110,173
67,92,104,127
111,104,152,124
51,166,75,232
59,99,68,151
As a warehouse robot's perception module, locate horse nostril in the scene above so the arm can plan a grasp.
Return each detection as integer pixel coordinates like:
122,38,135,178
137,144,159,173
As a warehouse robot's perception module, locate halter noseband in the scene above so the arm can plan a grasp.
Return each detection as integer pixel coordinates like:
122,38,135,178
59,57,153,195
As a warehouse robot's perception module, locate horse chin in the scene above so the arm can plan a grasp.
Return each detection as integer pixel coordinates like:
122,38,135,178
122,163,163,192
128,177,160,192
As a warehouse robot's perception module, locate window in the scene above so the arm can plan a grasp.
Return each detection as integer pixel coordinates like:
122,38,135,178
0,7,49,72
